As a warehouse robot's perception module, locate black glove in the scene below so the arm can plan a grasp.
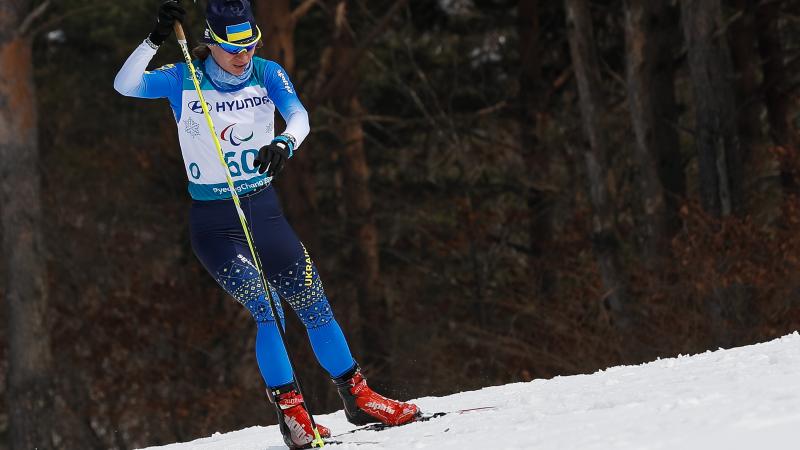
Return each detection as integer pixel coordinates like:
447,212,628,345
148,0,186,46
255,135,295,177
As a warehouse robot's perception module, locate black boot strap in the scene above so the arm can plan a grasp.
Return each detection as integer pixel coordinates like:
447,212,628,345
332,363,361,388
267,381,297,403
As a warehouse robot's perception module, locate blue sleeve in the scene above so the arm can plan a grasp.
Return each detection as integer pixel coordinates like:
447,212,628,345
134,64,184,121
113,41,184,120
262,60,310,147
263,61,305,117
135,64,182,99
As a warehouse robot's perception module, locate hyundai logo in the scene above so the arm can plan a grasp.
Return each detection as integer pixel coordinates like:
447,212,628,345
188,100,211,114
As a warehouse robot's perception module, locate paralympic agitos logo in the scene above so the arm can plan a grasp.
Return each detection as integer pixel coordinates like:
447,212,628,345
220,124,254,146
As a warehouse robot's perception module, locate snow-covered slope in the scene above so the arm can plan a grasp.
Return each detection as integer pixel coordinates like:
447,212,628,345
138,332,800,450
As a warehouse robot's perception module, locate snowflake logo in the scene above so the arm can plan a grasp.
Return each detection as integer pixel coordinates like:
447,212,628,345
184,117,200,139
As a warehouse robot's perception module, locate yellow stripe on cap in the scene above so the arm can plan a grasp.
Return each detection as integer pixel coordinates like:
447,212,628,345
226,22,253,42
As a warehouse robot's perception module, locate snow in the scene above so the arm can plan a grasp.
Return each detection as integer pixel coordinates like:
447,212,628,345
138,332,800,450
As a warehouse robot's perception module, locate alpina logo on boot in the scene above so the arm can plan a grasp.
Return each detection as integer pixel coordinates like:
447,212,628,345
279,396,303,408
285,415,310,442
365,401,395,415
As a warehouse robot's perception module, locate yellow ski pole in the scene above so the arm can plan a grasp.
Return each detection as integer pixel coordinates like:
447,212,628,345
172,22,326,449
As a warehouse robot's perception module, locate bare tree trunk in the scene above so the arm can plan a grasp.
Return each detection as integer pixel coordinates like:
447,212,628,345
518,0,555,294
681,0,744,217
0,3,54,448
682,0,747,346
565,0,633,340
258,0,295,73
717,0,762,347
256,0,321,254
339,96,388,365
327,0,391,378
728,0,764,204
756,1,799,192
624,0,683,264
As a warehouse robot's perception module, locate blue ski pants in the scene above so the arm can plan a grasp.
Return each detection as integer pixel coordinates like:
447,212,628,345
189,185,355,388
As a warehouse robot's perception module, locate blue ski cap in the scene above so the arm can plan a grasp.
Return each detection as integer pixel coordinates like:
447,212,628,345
203,0,260,45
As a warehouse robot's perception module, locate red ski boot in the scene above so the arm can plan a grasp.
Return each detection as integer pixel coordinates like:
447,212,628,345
268,383,330,449
333,365,420,426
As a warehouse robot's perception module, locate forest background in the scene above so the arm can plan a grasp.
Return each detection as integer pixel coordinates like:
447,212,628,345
1,0,799,449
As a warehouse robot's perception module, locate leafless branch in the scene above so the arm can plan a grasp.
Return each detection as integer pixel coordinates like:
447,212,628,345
27,4,95,39
314,0,410,105
18,0,50,36
475,101,508,116
290,0,318,23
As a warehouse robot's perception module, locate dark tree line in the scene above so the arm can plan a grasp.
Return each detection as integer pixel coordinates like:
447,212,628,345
1,0,799,448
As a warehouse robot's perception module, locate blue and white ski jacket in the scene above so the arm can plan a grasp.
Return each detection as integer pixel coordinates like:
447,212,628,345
114,40,310,201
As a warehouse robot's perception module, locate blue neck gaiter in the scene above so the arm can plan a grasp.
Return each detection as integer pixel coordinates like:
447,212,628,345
205,54,253,90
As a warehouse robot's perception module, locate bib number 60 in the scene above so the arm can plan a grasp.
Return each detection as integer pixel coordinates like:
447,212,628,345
224,149,259,177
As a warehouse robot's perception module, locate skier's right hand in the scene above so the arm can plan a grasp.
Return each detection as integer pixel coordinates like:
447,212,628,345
148,0,186,47
254,137,293,178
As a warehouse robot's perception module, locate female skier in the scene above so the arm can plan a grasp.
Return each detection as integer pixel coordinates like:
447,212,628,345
113,1,419,448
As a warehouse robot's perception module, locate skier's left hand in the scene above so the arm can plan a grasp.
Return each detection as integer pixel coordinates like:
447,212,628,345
255,135,294,177
149,0,186,46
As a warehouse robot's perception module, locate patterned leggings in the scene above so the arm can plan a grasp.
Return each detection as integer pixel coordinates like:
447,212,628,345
189,185,355,388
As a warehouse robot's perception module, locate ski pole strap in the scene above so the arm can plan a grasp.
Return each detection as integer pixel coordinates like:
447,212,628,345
272,134,296,158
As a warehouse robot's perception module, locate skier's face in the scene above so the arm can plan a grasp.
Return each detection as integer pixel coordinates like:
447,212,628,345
209,45,256,76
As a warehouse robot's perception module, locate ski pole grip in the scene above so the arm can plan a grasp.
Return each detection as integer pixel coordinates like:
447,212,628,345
174,22,187,43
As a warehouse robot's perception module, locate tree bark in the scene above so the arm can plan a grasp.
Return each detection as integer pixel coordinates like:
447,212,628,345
728,0,763,200
258,0,296,73
755,0,799,192
517,0,556,294
0,3,54,448
327,0,391,377
256,0,321,254
681,0,744,217
565,0,633,339
683,0,749,346
623,0,683,263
